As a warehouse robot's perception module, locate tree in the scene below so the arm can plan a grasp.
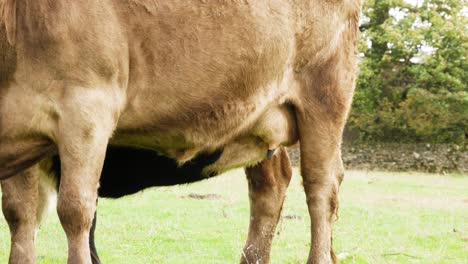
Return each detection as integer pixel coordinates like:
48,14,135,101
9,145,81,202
348,0,467,144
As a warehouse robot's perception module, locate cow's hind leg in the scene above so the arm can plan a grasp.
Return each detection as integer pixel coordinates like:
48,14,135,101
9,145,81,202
54,88,120,264
240,147,293,264
1,165,55,264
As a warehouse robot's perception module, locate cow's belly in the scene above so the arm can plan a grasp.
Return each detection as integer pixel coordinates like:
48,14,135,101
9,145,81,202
112,91,298,172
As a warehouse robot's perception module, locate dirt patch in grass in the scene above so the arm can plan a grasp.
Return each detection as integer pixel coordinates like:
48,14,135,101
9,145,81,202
283,214,302,220
181,193,222,200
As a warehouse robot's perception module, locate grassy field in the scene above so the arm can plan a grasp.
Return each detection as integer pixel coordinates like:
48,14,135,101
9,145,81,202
0,169,467,263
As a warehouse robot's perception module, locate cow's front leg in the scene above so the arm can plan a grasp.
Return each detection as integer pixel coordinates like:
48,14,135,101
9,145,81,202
240,147,292,264
55,88,120,264
1,168,40,264
1,165,54,264
295,49,356,263
300,139,345,264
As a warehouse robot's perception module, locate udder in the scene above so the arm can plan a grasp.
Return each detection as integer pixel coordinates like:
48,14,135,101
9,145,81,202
204,104,298,174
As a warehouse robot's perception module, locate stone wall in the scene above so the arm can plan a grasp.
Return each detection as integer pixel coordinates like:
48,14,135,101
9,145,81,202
287,143,467,174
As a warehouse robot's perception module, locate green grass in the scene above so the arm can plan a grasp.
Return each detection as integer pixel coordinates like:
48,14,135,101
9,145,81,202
1,169,467,263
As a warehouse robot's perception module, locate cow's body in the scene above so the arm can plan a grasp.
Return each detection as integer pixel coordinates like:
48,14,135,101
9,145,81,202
0,1,360,263
1,1,300,176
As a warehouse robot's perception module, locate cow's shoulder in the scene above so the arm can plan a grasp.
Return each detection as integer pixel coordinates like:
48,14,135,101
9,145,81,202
10,1,128,85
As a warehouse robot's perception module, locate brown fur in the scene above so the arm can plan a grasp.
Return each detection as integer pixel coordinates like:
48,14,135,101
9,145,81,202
0,16,16,87
0,0,16,45
0,0,360,263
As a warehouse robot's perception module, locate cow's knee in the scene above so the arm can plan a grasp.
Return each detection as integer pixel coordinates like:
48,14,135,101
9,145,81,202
303,177,339,221
2,193,36,238
57,192,95,238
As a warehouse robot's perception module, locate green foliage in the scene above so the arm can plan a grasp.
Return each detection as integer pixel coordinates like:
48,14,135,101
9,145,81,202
349,0,467,144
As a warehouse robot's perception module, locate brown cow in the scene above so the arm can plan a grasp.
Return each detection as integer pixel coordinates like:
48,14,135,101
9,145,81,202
0,1,360,263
